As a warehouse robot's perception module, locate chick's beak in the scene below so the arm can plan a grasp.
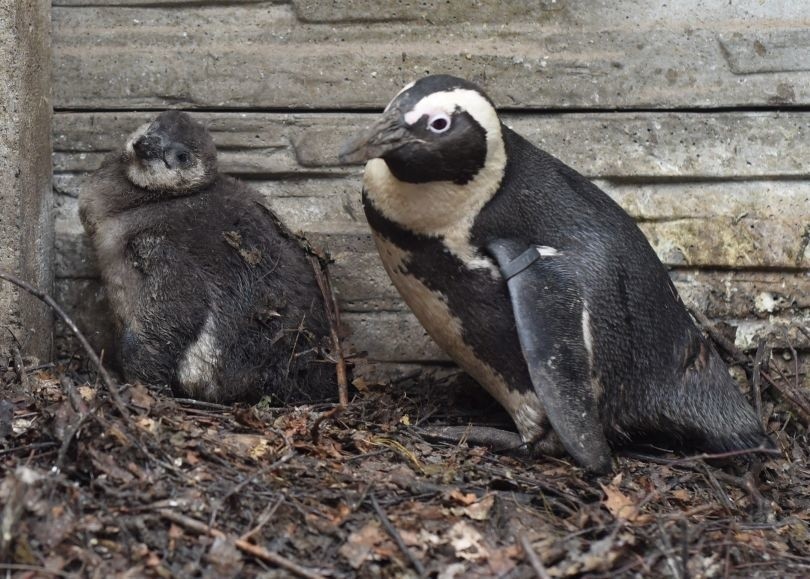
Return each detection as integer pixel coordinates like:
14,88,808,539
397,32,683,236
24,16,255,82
338,108,411,164
132,130,168,162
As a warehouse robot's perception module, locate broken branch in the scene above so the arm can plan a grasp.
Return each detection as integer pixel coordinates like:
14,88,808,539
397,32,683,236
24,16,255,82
308,255,349,406
0,270,130,420
688,304,810,426
370,493,426,577
308,255,349,444
157,509,327,579
519,534,552,579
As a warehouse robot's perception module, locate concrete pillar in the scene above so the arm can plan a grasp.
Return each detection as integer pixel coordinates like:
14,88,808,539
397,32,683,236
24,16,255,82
0,0,53,364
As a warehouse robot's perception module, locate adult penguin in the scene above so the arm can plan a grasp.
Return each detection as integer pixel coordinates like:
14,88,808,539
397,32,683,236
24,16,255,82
340,75,772,473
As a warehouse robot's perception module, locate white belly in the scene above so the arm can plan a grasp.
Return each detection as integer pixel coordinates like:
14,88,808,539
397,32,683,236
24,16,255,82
372,232,548,441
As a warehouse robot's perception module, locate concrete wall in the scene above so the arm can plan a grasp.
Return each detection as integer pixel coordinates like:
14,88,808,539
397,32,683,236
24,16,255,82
51,1,809,382
0,0,53,364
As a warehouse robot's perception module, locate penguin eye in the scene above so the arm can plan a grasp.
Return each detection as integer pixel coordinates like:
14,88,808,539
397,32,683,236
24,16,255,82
427,113,451,134
164,145,193,169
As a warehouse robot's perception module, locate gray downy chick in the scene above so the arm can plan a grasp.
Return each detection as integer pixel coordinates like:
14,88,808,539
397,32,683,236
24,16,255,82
80,110,336,404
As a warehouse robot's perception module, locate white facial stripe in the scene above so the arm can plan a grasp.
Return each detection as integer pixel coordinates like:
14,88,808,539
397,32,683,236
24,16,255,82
364,88,506,274
384,81,415,112
403,89,501,136
404,107,437,126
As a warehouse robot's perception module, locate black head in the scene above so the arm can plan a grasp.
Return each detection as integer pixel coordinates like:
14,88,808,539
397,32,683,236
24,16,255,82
124,110,218,193
339,75,502,185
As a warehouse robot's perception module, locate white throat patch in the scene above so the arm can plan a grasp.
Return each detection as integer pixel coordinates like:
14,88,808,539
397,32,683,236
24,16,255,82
123,122,208,193
363,88,507,273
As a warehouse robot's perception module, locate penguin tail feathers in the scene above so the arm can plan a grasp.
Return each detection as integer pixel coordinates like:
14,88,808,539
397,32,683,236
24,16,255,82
701,427,778,458
674,353,778,459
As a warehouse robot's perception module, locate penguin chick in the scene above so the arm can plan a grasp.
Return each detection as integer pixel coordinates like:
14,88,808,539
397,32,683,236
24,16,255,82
80,110,336,404
340,75,774,473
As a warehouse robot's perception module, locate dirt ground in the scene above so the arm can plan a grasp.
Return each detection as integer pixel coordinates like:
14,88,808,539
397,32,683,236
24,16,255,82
1,351,809,578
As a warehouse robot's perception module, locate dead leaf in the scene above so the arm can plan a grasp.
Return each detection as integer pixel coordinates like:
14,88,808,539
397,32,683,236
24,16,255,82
448,521,489,562
339,522,386,569
449,494,495,521
486,543,519,576
76,386,96,402
233,407,265,430
328,503,351,526
464,494,495,521
135,416,157,435
50,399,79,442
129,383,155,411
11,415,36,436
276,413,309,439
223,230,242,247
222,230,262,265
556,532,635,576
448,489,478,506
351,376,369,392
208,536,243,577
438,563,468,578
168,523,183,552
107,422,131,446
600,480,650,523
671,488,690,502
220,434,273,460
91,454,135,484
601,482,637,520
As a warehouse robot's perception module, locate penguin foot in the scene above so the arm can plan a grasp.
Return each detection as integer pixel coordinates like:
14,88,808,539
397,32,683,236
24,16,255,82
417,425,529,456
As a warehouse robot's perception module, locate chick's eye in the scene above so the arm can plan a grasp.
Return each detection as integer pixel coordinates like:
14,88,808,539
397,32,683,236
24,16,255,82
427,113,451,134
176,152,190,164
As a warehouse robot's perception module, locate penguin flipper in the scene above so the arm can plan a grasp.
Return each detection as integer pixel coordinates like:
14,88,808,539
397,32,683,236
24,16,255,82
488,240,612,474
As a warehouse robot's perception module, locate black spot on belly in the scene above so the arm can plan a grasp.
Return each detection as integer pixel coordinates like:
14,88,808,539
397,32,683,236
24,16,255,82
363,191,532,396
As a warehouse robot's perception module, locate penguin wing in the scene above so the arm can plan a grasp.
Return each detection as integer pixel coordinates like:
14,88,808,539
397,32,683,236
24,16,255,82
487,239,612,473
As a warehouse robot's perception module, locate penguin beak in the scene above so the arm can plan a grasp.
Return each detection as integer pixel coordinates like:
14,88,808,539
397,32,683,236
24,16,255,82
133,129,169,162
339,109,411,164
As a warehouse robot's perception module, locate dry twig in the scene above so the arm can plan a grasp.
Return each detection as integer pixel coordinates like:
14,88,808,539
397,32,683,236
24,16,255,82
308,255,349,444
0,564,68,577
688,304,810,426
308,255,348,406
157,509,327,579
209,427,294,528
370,493,426,577
310,404,345,445
0,442,58,457
0,270,130,419
55,377,94,471
173,398,231,411
240,495,286,543
10,340,31,393
752,340,766,429
519,534,552,579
